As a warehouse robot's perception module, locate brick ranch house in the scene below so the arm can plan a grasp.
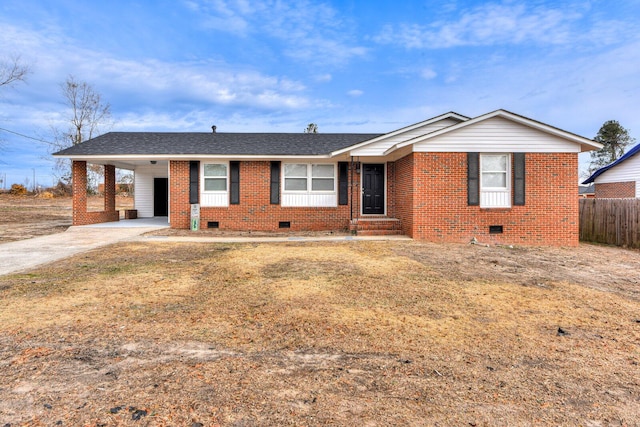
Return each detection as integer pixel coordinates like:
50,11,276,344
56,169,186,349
54,109,601,246
582,142,640,198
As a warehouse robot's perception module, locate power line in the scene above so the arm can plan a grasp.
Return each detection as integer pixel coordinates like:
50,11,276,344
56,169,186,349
0,126,56,146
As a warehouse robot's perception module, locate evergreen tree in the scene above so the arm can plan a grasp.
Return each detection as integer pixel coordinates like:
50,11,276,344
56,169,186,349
589,120,635,173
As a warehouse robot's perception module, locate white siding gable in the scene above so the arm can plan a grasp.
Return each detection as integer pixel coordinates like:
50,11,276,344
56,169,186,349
413,117,581,153
595,154,640,197
350,118,462,156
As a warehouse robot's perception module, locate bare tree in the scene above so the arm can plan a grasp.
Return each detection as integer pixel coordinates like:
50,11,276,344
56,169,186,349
0,56,30,150
0,56,29,88
58,75,112,146
52,76,113,183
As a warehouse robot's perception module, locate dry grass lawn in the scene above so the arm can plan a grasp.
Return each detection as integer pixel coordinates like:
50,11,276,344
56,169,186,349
0,194,133,242
1,240,639,426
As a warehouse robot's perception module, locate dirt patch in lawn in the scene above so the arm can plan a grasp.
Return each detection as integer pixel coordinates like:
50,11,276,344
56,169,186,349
0,194,133,242
1,240,639,425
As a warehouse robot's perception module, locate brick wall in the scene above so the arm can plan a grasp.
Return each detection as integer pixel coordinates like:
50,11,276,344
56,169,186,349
170,160,359,231
393,154,414,236
393,152,579,246
71,160,119,225
104,165,116,211
594,181,636,198
168,154,579,246
169,161,192,228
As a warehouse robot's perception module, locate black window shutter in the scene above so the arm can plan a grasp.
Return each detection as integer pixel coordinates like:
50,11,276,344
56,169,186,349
189,161,199,204
467,152,479,206
338,162,348,205
270,161,280,204
230,161,240,205
513,153,525,206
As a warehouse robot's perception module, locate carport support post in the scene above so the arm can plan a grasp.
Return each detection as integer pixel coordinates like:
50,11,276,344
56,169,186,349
104,164,116,213
72,160,88,225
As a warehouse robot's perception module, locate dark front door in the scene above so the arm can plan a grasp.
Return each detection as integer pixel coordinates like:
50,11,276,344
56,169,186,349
362,164,385,215
154,178,168,216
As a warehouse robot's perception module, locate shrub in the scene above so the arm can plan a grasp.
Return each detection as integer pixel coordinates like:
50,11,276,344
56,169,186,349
37,191,55,199
9,184,27,195
50,181,72,197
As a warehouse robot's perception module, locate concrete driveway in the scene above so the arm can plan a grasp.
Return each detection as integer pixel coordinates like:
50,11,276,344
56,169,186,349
0,222,168,277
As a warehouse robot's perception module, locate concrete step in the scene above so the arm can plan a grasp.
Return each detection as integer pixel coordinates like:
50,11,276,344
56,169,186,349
350,218,403,236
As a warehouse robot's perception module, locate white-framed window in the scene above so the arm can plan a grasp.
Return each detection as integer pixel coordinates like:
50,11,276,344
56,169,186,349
311,164,335,191
283,163,335,192
203,163,228,192
282,163,337,207
480,154,511,208
284,163,309,191
201,162,229,207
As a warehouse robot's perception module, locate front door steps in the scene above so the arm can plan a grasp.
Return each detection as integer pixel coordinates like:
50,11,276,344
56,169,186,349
349,217,403,236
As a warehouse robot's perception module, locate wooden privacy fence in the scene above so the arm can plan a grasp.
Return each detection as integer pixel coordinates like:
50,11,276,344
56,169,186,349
579,198,640,248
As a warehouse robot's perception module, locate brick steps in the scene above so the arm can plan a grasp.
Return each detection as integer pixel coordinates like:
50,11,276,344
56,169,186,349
350,218,403,236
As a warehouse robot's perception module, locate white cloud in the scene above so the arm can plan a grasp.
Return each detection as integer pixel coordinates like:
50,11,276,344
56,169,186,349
420,68,437,80
347,89,363,97
315,73,332,82
372,2,606,49
185,0,367,65
0,22,315,112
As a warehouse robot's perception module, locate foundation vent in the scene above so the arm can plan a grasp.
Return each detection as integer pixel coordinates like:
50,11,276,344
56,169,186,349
489,225,503,234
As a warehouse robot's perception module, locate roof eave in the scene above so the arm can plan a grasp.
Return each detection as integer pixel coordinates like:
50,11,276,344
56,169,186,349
330,111,469,156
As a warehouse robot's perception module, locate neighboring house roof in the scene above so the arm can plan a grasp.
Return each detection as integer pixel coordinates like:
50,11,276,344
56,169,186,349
582,143,640,184
54,132,382,157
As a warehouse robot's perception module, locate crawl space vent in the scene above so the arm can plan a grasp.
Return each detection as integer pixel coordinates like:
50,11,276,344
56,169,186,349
489,225,503,234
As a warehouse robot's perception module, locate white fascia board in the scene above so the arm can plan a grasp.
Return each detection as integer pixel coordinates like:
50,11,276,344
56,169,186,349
330,111,470,156
389,109,602,152
383,143,404,156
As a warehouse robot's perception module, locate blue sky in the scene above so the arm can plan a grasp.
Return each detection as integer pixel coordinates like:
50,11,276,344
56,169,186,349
1,0,639,187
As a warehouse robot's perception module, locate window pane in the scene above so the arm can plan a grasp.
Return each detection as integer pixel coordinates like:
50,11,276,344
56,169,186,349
482,172,507,188
312,164,334,178
312,178,334,191
482,155,507,172
285,178,307,191
204,164,227,177
284,164,307,177
204,178,227,191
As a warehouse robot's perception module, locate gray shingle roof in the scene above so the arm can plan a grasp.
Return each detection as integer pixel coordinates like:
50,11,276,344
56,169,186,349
53,132,383,157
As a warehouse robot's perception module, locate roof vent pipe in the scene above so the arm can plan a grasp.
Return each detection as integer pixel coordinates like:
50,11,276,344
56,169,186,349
212,125,217,133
